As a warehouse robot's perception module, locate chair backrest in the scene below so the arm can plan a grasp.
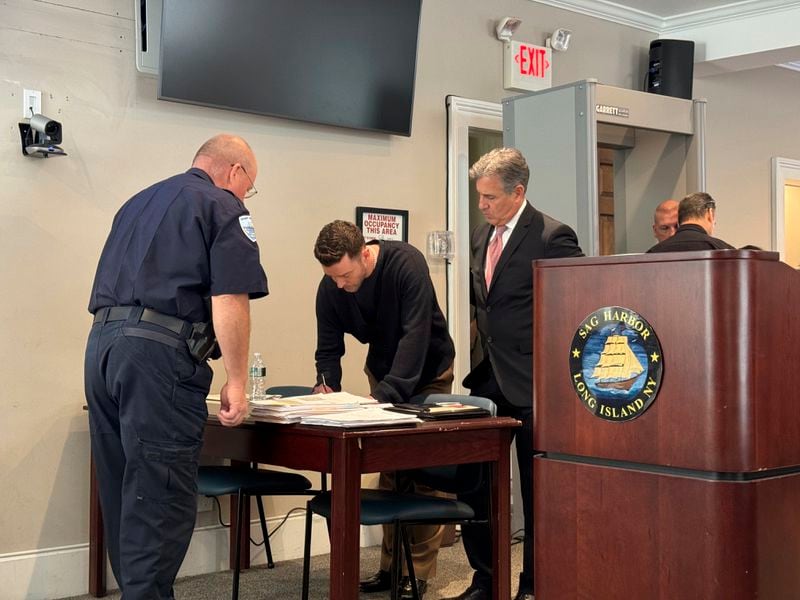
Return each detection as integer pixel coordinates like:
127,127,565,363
265,385,314,397
406,394,497,494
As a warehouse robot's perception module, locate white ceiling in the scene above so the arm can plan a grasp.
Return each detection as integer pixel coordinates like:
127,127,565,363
530,0,800,73
604,0,748,19
530,0,800,33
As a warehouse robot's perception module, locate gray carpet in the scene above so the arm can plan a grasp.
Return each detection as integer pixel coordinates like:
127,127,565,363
62,540,524,599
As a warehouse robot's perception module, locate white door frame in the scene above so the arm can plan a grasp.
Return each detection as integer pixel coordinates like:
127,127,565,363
446,96,502,393
771,157,800,260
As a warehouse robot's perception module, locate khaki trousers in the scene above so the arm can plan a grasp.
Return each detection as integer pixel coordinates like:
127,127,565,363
365,363,454,580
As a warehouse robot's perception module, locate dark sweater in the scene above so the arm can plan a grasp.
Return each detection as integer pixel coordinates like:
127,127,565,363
315,241,455,404
647,223,735,253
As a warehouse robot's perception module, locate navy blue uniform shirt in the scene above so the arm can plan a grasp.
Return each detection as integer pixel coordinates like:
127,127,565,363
88,168,268,322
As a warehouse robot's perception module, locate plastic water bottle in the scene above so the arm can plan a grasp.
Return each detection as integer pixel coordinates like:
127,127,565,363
249,352,266,400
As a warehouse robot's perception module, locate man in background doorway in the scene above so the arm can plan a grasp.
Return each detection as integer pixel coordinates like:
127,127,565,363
647,192,735,252
449,148,583,600
312,220,456,599
653,199,679,242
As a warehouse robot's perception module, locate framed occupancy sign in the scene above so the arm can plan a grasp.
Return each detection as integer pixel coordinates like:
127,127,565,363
356,207,409,242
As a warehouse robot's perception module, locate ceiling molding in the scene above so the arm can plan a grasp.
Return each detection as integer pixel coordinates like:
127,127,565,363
527,0,662,32
528,0,800,35
661,0,800,33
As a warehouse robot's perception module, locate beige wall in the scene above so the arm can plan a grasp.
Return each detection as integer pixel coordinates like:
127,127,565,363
2,0,797,562
694,66,800,248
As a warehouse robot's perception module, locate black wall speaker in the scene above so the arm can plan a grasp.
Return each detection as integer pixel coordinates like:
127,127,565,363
647,39,695,100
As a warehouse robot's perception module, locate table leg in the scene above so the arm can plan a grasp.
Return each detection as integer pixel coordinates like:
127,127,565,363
329,438,361,599
89,451,107,597
491,435,512,600
230,460,251,570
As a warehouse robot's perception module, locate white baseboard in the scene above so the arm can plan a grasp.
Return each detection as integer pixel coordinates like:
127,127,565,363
0,513,382,600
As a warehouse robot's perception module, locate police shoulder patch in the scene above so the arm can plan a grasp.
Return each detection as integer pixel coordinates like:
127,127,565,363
239,215,257,242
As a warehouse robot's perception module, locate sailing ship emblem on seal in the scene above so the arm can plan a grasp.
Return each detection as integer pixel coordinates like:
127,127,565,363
568,306,663,422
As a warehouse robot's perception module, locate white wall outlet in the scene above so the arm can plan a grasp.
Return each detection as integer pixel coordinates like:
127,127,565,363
197,495,214,513
22,89,42,119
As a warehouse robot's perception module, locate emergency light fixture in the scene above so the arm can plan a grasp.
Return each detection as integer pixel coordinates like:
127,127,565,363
495,17,521,42
547,28,572,52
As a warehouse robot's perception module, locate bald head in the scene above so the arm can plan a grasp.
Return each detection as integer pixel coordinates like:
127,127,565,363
653,199,679,242
192,134,258,201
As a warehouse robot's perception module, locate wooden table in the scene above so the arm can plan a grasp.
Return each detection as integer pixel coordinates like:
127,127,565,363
89,416,519,599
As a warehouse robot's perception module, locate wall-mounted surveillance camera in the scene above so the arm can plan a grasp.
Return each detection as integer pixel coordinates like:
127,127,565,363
30,114,63,144
18,113,67,158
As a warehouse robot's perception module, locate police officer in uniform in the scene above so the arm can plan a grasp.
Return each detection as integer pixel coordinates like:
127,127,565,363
85,134,268,599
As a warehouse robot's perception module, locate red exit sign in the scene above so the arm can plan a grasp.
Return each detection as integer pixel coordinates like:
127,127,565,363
504,41,552,92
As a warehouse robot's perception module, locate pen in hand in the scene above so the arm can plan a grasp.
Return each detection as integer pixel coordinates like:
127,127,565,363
316,373,333,394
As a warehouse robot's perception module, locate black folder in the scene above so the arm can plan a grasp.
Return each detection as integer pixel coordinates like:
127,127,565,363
387,402,490,420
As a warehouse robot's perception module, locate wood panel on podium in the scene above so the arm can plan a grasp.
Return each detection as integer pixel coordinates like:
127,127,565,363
532,250,800,599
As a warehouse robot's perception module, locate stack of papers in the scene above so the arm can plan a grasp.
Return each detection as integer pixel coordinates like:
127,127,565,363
249,391,378,424
300,405,421,428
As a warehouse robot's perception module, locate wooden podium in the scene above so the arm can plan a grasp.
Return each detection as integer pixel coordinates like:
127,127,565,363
532,250,800,599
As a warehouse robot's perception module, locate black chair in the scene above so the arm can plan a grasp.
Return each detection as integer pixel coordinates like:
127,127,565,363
197,466,312,600
199,385,316,600
300,394,497,600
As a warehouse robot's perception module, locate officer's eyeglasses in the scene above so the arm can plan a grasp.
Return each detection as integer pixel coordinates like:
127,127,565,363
233,163,258,199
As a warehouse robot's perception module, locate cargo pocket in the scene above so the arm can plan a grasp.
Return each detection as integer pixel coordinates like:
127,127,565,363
135,438,201,503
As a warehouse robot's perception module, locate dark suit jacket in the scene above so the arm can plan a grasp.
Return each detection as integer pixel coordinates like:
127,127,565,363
464,202,583,407
647,223,735,253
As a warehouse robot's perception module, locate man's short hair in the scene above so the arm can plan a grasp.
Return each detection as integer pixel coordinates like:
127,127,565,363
678,192,716,223
468,147,530,194
314,220,365,266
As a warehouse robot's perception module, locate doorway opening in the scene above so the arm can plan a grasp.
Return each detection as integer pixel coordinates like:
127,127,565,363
771,157,800,266
446,97,502,393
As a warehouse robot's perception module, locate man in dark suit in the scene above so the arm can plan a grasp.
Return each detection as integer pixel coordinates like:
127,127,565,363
647,192,735,253
449,148,583,600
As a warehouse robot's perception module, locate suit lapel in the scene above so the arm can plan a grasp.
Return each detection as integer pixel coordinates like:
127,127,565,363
488,202,533,293
473,224,491,303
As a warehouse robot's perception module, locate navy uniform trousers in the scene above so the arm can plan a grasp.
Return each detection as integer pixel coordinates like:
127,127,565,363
85,312,212,599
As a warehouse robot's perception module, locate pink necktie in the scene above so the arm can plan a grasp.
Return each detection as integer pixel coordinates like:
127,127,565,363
485,225,506,289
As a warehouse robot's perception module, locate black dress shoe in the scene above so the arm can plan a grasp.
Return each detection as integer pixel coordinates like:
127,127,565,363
399,576,427,599
444,584,491,600
513,592,534,600
359,570,391,593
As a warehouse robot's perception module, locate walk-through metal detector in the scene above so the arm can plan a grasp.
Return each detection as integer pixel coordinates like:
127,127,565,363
503,79,706,254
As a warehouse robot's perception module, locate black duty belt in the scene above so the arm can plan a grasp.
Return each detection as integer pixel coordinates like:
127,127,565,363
93,306,191,337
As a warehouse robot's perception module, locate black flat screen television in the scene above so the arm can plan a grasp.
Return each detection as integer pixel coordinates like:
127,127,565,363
158,0,422,136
